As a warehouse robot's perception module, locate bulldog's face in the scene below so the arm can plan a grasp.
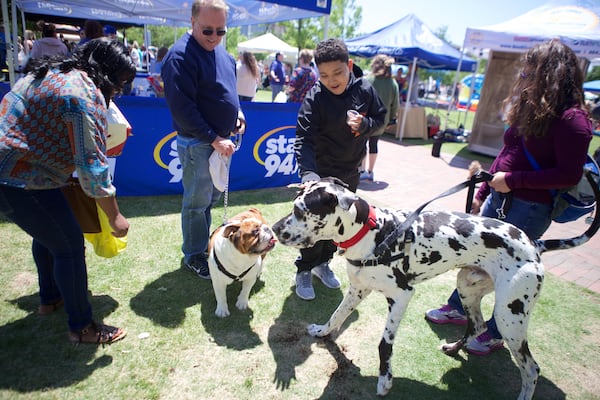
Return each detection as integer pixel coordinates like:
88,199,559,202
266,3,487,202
273,178,360,248
222,217,276,255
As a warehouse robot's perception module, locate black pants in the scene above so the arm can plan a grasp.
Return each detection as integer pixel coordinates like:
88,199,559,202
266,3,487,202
295,171,359,272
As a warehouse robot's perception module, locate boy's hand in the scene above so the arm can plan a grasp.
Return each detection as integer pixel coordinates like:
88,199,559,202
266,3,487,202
346,111,363,136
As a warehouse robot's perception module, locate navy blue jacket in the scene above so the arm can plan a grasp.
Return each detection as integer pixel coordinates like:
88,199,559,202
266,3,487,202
161,32,239,142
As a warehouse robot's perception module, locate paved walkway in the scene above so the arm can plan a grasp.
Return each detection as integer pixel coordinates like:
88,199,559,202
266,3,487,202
356,137,600,294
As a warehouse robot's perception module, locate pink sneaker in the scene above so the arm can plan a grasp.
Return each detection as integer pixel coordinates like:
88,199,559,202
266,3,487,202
465,331,504,356
425,304,467,325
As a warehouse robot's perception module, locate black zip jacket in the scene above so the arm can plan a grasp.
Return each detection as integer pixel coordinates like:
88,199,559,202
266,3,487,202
295,74,387,182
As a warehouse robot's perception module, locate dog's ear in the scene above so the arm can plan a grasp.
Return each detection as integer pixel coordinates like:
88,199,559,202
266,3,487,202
352,198,371,224
336,190,359,211
223,221,242,238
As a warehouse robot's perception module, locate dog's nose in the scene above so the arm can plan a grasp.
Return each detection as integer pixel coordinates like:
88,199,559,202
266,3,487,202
272,218,285,235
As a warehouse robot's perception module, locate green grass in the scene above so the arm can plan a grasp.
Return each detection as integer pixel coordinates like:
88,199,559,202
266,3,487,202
1,185,599,399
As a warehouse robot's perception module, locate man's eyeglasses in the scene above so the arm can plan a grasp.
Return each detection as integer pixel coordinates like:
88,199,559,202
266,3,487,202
202,28,227,36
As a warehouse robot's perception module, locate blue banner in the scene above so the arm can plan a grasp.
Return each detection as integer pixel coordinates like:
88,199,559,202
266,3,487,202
112,97,301,196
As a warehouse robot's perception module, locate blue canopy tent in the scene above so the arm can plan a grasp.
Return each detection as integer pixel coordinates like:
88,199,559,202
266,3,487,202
10,0,330,28
346,14,477,140
345,14,476,72
1,0,331,85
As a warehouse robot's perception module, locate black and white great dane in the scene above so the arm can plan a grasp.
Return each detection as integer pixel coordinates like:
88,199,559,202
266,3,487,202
272,177,599,400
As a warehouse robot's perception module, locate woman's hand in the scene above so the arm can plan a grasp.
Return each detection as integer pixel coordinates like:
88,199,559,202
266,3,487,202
489,171,511,193
470,198,482,214
109,213,129,237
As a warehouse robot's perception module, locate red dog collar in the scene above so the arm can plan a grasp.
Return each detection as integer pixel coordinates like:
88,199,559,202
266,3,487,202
334,206,378,249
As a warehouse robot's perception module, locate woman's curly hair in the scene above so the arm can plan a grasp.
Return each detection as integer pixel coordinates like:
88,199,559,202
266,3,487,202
24,38,136,106
503,39,586,138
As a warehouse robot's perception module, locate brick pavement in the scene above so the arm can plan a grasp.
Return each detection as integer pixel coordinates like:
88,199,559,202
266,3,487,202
356,137,600,294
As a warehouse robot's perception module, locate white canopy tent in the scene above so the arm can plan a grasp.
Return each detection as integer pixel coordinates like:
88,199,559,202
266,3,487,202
461,0,600,156
237,32,298,65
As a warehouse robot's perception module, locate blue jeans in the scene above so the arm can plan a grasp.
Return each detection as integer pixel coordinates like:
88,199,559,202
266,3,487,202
0,185,92,331
271,83,284,101
447,190,552,338
176,135,222,263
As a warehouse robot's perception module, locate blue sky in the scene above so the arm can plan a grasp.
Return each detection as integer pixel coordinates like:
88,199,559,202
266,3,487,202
353,0,550,45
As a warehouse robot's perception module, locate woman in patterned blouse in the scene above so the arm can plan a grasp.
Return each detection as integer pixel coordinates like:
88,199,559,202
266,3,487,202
0,38,136,344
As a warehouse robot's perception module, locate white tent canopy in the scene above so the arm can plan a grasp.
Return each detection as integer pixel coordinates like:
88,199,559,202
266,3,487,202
463,0,600,157
463,0,600,57
237,33,298,64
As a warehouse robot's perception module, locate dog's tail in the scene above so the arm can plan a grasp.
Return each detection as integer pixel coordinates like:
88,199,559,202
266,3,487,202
536,171,600,254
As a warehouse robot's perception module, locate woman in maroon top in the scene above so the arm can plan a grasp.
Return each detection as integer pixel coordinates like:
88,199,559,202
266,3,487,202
426,39,593,355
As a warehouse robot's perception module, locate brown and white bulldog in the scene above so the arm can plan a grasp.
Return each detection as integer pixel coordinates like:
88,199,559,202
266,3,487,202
208,208,276,317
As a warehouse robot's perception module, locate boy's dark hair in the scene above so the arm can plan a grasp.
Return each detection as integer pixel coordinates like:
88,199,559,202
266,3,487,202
314,38,349,65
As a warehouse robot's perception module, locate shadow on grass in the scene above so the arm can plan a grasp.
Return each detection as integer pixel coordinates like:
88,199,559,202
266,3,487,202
424,322,566,399
314,324,565,400
0,293,121,393
129,266,264,350
267,282,358,392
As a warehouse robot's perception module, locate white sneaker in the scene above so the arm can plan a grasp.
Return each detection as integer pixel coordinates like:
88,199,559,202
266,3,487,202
312,263,341,289
295,271,315,300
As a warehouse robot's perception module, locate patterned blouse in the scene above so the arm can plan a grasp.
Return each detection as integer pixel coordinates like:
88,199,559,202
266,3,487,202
287,66,317,103
0,69,115,198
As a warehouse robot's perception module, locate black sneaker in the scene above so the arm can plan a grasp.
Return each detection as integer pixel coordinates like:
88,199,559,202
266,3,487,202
182,256,211,280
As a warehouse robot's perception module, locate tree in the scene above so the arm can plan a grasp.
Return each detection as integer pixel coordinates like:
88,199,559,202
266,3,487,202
587,66,600,82
320,0,362,40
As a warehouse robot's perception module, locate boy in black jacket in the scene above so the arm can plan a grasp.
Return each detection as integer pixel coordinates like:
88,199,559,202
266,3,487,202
293,38,387,300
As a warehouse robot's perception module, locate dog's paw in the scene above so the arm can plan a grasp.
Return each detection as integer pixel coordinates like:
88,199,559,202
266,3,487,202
377,375,393,396
441,339,464,356
236,299,249,311
307,324,327,337
215,306,230,318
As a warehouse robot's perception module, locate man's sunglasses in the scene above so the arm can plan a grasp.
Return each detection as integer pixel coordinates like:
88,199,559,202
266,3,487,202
202,28,227,36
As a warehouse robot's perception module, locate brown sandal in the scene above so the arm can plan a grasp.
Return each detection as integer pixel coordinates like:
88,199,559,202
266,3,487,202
68,321,126,345
38,299,64,315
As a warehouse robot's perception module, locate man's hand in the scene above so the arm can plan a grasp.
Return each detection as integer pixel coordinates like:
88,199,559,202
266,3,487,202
212,136,236,157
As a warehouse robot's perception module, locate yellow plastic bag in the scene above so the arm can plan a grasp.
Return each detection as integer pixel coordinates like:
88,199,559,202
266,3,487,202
84,205,127,258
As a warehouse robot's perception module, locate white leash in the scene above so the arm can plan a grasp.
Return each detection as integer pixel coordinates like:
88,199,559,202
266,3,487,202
222,132,243,223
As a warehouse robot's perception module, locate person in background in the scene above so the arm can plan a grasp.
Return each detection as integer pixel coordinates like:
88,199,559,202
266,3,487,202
236,51,260,102
360,55,399,181
149,46,169,74
79,20,104,47
129,41,142,69
0,38,136,344
269,51,286,101
293,38,387,300
286,49,317,103
140,45,155,70
161,0,246,280
24,30,35,52
103,25,118,41
29,21,69,60
425,39,592,356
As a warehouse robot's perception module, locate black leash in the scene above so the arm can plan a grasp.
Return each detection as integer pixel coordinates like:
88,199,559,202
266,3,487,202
372,170,493,258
